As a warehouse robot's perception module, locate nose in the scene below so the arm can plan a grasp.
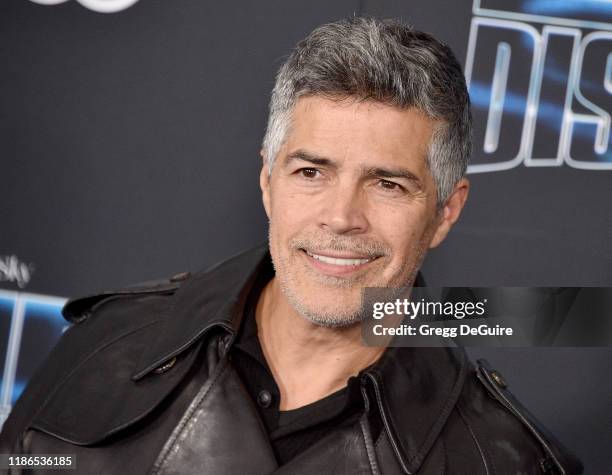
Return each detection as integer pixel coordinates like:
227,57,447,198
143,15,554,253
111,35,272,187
319,181,369,235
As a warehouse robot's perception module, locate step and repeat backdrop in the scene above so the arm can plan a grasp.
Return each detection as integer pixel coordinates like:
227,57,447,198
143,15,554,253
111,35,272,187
1,0,611,471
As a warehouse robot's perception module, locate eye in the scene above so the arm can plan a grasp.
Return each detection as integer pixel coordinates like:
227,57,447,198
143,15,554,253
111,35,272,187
297,167,320,179
378,179,404,192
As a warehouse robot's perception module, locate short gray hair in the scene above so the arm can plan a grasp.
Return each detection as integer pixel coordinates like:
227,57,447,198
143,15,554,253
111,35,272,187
261,17,472,206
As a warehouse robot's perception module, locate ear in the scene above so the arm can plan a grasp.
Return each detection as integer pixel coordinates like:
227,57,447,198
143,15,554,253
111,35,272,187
429,178,470,249
259,149,271,219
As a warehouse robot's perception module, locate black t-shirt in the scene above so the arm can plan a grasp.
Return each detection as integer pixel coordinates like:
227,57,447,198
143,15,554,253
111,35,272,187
230,267,364,465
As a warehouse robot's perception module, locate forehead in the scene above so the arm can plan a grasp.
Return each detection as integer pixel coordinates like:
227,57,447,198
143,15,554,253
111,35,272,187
284,96,436,172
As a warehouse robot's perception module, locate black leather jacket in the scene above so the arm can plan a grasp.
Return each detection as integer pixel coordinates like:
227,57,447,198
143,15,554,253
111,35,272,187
0,244,583,474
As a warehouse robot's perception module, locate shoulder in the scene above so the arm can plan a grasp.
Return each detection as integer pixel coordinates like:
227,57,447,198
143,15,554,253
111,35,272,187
0,271,192,451
451,358,583,475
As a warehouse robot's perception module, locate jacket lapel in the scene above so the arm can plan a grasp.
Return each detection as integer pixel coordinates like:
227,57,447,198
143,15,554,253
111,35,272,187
151,352,278,475
362,346,468,474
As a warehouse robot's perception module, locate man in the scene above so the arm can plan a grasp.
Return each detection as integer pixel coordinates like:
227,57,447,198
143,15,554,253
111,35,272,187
0,17,582,474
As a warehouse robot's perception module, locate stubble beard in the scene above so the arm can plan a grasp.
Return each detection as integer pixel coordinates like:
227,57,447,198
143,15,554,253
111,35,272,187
268,226,429,329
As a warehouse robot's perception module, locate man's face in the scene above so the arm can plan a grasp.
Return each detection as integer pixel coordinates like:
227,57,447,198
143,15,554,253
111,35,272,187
260,96,466,327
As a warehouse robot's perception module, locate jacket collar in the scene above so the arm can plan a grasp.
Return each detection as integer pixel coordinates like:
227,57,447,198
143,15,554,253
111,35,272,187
133,243,467,474
132,243,270,380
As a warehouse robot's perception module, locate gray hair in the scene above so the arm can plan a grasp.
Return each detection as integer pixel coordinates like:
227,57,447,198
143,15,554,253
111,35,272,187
261,17,472,207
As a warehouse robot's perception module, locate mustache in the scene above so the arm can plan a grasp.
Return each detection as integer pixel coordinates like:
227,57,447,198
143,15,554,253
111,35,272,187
290,233,389,258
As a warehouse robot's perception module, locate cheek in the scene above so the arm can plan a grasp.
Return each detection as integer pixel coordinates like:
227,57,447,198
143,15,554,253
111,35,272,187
372,207,427,246
270,186,320,233
374,212,433,274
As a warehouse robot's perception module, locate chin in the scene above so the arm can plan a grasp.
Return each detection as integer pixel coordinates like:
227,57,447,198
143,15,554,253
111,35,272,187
298,311,364,329
280,281,365,328
294,300,365,328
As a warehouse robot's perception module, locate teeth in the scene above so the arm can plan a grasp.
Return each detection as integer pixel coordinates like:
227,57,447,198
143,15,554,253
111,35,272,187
306,250,371,266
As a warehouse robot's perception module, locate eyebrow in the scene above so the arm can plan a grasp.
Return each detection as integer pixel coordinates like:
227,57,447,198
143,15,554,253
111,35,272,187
285,149,422,186
285,150,336,168
361,166,422,186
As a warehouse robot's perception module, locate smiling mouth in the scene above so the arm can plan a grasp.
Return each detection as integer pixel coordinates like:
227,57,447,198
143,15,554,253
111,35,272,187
301,248,380,267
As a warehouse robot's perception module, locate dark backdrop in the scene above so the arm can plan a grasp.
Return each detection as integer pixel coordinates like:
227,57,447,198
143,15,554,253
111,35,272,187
1,0,610,472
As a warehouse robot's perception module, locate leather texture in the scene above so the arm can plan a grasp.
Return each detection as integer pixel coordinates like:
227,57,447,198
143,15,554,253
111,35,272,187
0,244,584,474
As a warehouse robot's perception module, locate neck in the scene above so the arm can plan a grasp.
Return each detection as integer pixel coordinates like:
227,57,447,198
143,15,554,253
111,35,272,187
255,277,385,410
